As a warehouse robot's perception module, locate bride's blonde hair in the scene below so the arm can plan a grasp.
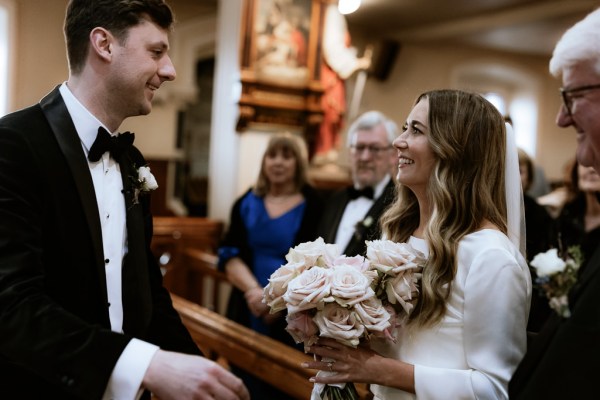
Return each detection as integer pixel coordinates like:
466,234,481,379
381,89,507,328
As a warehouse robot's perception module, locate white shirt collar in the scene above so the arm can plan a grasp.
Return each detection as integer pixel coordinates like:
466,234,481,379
59,83,113,154
373,174,391,199
353,174,391,200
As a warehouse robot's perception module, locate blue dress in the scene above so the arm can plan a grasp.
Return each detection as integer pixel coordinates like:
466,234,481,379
220,191,306,336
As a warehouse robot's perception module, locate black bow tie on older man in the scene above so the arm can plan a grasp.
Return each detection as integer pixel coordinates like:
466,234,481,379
347,186,374,200
88,127,135,162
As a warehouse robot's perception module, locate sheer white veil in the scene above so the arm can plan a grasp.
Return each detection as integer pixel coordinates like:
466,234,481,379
504,122,527,258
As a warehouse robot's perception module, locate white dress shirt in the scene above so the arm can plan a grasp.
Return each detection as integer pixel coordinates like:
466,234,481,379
59,84,158,400
334,175,391,250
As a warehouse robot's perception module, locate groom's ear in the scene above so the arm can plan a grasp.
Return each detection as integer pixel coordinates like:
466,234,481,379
89,27,114,64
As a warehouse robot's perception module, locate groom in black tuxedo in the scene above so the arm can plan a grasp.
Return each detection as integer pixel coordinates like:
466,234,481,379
509,8,600,399
0,1,248,399
318,111,397,256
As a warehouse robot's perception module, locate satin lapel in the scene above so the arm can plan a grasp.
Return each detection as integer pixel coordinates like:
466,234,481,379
119,156,152,336
569,244,600,307
39,87,108,302
344,181,395,256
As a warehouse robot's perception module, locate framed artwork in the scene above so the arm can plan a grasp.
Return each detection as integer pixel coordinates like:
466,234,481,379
237,0,325,149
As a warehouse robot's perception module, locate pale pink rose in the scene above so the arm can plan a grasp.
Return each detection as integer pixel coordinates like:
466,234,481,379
313,303,365,347
353,297,391,334
286,311,319,350
385,271,420,314
366,239,426,275
332,254,370,272
286,237,341,268
263,261,305,313
382,304,400,342
330,265,375,307
284,267,333,314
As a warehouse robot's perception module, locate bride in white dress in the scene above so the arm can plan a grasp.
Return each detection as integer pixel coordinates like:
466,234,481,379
305,89,531,399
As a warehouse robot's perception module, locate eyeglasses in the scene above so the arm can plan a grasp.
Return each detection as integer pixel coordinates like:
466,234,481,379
350,144,392,155
560,83,600,116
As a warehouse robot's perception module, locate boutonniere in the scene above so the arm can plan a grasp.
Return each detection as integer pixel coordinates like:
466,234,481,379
129,165,158,205
530,246,583,318
353,216,374,240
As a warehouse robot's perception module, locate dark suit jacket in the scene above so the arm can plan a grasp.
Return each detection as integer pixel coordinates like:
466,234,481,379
509,243,600,399
318,179,396,256
0,87,200,399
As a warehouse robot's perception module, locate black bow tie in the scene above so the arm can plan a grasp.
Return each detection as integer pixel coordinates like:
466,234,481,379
88,127,135,162
348,186,374,200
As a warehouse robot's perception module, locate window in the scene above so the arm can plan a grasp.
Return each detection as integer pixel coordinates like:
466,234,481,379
484,91,537,157
0,0,14,117
452,63,539,158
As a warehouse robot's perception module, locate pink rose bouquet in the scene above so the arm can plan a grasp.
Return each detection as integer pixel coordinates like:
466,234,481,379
263,237,426,400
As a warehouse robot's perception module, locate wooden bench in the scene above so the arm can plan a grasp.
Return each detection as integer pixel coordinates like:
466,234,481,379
171,295,373,400
151,216,223,304
182,248,231,315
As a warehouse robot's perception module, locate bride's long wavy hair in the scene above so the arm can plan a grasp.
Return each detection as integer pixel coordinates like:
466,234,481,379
381,89,507,328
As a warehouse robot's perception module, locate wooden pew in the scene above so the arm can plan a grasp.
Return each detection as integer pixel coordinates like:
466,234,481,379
151,216,223,304
182,248,230,315
171,294,373,400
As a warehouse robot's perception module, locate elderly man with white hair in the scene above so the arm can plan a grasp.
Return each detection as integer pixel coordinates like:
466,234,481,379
509,8,600,399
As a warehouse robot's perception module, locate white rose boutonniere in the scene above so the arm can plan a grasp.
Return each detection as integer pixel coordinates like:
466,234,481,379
129,165,158,205
530,246,583,318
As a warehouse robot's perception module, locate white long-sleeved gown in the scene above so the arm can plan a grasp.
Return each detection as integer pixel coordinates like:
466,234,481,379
371,230,532,400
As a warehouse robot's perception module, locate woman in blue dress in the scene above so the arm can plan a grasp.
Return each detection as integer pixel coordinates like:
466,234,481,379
218,133,323,399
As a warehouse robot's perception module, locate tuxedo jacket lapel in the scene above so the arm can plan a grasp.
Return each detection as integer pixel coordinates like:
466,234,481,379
344,180,395,256
509,244,600,397
119,156,152,336
569,244,600,306
39,87,108,302
323,192,350,244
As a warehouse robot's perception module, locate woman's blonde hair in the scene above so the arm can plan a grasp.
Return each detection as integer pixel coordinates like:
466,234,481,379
381,89,507,328
253,133,310,196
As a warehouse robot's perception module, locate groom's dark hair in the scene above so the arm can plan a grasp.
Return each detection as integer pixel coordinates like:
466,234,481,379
64,0,175,74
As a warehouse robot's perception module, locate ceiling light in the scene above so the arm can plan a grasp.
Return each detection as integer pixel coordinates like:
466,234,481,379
338,0,361,15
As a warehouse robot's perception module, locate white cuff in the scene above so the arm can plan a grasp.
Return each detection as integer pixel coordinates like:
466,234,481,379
102,339,159,400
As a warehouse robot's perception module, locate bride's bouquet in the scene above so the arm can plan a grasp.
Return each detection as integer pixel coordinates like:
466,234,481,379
263,237,426,400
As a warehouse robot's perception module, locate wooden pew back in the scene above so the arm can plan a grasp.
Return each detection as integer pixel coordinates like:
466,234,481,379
151,216,224,304
172,295,372,400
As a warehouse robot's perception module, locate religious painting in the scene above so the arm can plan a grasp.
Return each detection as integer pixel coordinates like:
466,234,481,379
237,0,325,144
253,0,313,87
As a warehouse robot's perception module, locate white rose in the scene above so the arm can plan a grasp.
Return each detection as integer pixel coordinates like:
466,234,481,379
286,237,340,268
284,267,333,314
138,166,158,191
366,240,426,275
530,248,567,277
330,264,375,307
354,297,391,333
314,303,365,347
264,261,304,313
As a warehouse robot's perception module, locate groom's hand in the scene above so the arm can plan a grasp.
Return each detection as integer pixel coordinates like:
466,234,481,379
142,350,249,400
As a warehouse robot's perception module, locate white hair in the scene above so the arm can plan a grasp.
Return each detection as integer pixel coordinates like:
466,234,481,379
549,7,600,77
346,110,398,146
